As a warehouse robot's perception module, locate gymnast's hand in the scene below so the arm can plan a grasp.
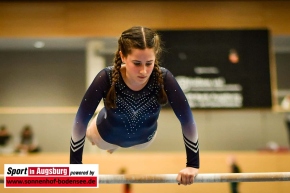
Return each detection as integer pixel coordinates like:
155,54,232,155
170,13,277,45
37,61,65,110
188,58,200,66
176,167,198,185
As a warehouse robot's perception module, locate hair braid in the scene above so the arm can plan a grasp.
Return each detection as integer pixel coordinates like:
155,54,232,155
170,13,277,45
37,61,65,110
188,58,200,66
105,49,122,109
154,62,168,106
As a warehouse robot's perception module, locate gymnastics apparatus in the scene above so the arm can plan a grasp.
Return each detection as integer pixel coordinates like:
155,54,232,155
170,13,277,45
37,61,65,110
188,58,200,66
1,172,290,184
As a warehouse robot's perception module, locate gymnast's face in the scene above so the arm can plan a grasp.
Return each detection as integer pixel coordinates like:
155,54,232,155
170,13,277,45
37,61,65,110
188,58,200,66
121,48,155,89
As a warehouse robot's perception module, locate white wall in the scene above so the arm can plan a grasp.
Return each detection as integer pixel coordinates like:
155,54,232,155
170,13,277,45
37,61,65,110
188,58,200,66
0,109,288,153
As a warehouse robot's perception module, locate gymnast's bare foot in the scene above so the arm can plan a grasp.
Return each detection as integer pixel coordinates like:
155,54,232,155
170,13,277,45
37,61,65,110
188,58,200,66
107,147,119,154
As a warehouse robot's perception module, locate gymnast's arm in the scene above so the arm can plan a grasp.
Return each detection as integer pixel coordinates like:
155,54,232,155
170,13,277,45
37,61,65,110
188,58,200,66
163,69,199,183
70,69,110,164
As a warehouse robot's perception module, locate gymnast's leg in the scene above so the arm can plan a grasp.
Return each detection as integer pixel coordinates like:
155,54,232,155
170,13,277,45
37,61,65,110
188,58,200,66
86,114,119,153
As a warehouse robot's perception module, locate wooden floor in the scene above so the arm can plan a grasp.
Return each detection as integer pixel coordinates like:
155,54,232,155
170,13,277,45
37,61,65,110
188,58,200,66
1,151,290,193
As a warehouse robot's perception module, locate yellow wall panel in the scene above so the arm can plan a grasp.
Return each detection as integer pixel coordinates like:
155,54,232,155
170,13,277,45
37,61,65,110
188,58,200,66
0,1,290,37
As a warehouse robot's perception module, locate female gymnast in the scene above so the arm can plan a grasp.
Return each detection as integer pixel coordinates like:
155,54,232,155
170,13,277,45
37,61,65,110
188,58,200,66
70,26,199,185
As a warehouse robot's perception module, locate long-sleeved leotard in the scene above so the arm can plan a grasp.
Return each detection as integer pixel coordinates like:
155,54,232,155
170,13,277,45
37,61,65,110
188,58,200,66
70,66,199,168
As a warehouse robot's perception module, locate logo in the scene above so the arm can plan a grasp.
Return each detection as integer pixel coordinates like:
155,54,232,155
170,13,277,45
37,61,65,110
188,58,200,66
4,164,99,188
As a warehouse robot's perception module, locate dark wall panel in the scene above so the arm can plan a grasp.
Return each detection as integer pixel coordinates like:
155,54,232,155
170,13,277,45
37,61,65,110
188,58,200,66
158,29,271,109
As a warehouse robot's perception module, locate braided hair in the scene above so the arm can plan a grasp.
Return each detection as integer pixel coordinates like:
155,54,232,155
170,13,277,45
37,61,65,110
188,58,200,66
105,26,168,109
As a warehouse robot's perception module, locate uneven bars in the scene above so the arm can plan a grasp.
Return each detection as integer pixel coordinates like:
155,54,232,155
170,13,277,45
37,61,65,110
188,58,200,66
1,172,290,184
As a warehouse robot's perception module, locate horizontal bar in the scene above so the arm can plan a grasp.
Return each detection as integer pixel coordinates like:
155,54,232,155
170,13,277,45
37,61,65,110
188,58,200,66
99,172,290,184
1,172,290,184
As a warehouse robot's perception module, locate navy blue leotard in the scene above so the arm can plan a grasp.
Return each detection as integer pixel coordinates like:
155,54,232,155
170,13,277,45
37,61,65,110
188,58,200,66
70,66,199,168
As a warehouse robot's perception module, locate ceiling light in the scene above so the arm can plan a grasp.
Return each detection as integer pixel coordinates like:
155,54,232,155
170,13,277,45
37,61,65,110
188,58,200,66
34,41,45,48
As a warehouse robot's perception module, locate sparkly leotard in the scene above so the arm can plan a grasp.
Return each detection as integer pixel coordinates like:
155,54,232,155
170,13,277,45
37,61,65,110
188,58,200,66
70,66,199,168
